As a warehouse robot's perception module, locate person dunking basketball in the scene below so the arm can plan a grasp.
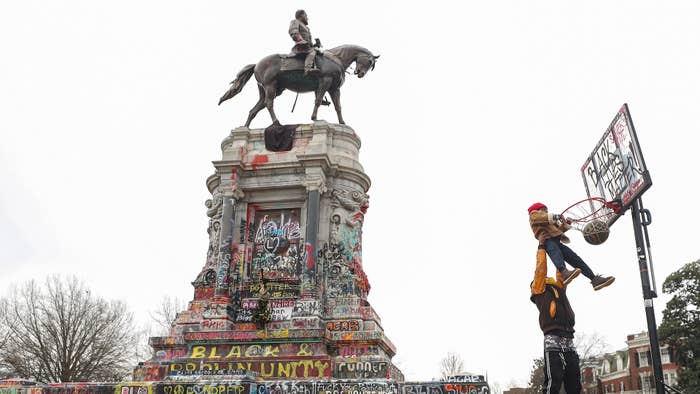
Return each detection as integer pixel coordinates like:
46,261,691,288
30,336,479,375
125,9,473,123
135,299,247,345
528,202,615,290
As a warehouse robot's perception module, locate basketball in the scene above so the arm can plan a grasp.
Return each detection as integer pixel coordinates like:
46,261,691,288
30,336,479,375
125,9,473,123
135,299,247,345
583,220,610,245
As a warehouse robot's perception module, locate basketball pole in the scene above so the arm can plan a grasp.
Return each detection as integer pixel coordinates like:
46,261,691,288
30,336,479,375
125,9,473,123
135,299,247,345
630,197,665,393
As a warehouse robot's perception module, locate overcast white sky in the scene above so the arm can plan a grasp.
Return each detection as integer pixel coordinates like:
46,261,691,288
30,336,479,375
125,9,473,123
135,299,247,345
2,0,700,388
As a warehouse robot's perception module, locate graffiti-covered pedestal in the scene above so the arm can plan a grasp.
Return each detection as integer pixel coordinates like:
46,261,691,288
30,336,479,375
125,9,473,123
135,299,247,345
138,122,402,382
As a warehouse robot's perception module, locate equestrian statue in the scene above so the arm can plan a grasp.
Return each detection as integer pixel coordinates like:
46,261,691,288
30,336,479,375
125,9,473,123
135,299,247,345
218,10,380,127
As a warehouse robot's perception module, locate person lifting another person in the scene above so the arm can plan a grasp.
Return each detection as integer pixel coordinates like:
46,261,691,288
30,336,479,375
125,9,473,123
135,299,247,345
528,202,615,290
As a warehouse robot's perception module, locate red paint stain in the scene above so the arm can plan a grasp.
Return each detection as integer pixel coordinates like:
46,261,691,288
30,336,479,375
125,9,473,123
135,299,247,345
305,243,315,270
250,154,268,169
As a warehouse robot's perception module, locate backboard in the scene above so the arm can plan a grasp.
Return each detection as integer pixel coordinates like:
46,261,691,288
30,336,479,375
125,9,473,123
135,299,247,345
580,104,652,226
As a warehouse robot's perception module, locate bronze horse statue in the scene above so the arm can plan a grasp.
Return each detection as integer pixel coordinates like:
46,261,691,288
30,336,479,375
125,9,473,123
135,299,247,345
218,45,379,127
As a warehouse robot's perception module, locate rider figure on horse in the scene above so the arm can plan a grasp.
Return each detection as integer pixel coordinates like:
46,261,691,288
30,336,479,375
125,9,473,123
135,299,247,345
289,10,321,76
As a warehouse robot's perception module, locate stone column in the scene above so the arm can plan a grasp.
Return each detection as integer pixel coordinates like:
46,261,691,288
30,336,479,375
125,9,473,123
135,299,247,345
213,195,234,300
302,176,326,298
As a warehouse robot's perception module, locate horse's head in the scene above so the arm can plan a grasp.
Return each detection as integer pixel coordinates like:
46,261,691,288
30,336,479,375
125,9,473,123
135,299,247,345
354,53,380,78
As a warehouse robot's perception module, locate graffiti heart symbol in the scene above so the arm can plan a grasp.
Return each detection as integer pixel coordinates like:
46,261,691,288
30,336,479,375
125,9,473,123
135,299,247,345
264,237,280,253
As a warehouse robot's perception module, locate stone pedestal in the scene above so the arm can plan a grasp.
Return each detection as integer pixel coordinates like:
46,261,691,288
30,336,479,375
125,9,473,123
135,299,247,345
141,122,402,382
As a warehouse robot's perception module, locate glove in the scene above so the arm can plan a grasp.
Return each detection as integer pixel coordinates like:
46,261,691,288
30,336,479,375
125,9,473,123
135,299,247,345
552,214,562,222
314,38,322,48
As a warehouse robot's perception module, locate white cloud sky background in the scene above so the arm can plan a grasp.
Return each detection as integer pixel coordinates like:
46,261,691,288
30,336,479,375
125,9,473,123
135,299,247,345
1,0,700,388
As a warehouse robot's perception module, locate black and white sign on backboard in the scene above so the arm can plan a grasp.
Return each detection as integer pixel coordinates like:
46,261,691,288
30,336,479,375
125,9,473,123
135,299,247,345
580,104,652,227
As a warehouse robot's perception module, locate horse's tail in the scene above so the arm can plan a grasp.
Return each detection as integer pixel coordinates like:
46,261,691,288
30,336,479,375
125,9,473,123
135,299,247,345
218,64,255,105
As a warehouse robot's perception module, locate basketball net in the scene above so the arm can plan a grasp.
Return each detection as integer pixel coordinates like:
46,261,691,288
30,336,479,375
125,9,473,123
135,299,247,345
560,198,622,231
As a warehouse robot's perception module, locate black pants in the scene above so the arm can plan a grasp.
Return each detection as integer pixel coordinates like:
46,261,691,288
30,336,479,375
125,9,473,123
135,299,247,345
543,350,581,393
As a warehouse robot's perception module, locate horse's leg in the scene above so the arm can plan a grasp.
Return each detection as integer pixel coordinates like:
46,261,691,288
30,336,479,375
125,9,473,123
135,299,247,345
329,88,344,125
245,84,266,128
311,78,332,121
264,82,280,125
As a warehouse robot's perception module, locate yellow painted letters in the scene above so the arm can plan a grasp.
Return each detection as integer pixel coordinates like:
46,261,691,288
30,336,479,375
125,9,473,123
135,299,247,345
191,346,206,359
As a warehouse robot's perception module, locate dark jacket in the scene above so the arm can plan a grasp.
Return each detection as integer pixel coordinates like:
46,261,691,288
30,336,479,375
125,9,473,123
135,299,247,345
530,246,576,337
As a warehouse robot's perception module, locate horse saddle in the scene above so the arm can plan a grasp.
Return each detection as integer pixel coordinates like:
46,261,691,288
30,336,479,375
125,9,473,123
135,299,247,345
279,51,339,72
280,54,307,72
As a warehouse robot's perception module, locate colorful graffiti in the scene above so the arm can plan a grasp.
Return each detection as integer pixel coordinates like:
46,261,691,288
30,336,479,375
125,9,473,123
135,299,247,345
445,376,486,383
157,383,251,394
168,360,331,379
325,320,360,331
336,345,381,357
242,282,301,300
335,361,388,379
319,243,360,299
251,210,302,280
292,300,320,317
0,381,490,394
327,189,371,297
315,382,398,394
155,349,188,362
184,343,324,359
236,299,296,322
402,383,490,394
184,329,325,342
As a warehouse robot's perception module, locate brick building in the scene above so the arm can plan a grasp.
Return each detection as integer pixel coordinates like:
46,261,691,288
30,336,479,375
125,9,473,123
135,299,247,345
581,331,680,393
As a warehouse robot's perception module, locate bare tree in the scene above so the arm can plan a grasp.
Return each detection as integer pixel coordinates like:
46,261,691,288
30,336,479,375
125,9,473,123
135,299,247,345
439,352,465,380
0,276,139,382
0,299,11,351
574,331,609,364
0,298,14,379
149,296,185,336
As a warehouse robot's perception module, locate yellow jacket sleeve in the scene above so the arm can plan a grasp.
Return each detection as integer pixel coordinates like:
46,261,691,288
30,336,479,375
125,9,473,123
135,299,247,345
531,247,547,295
532,247,566,296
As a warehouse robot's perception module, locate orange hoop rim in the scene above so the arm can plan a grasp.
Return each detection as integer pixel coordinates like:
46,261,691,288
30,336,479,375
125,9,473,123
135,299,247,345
560,197,622,223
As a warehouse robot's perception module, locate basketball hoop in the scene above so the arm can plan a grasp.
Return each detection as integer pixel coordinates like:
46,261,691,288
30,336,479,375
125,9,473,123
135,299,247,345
560,198,621,245
560,197,622,231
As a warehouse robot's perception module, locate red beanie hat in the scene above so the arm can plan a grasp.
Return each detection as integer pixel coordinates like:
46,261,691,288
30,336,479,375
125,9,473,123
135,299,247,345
528,202,547,213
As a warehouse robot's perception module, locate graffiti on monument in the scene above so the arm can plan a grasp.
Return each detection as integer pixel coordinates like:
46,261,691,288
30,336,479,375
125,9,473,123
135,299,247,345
327,189,370,297
316,382,399,394
240,282,300,305
251,209,302,280
401,383,490,394
156,349,188,361
334,361,389,379
168,359,331,378
325,320,361,331
133,362,167,381
445,376,486,383
335,345,381,357
236,299,296,322
255,381,314,394
184,329,325,342
318,243,358,298
118,384,153,394
40,384,117,394
156,382,254,394
204,185,224,268
7,382,489,394
292,300,320,317
183,343,324,359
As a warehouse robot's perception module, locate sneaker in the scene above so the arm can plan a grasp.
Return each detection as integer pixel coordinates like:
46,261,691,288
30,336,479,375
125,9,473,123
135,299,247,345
591,275,615,291
561,268,582,285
